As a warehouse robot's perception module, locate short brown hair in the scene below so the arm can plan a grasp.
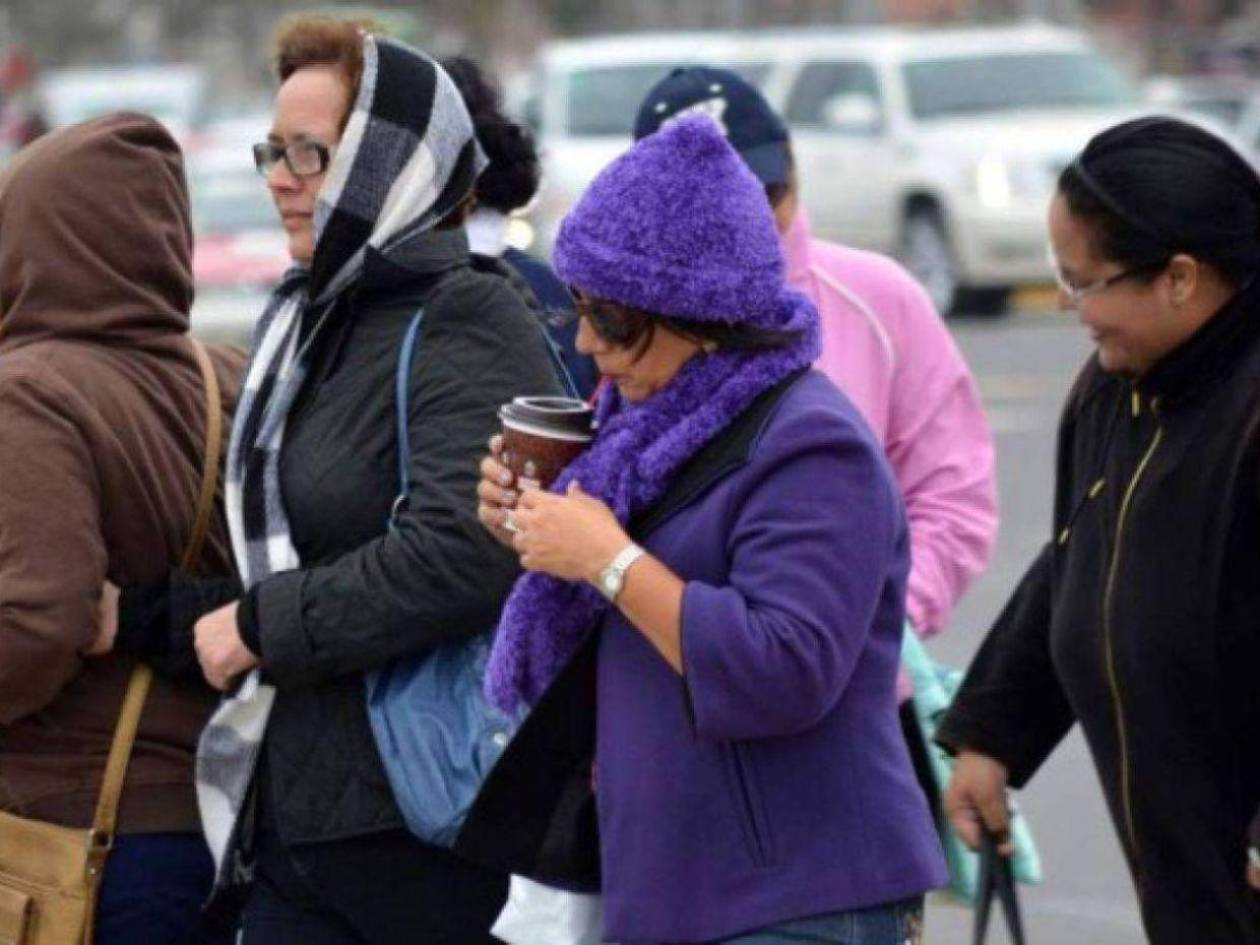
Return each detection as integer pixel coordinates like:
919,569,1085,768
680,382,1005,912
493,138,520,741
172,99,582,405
272,15,377,129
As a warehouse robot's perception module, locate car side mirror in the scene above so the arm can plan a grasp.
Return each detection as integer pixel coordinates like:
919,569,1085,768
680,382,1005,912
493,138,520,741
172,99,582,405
821,94,881,135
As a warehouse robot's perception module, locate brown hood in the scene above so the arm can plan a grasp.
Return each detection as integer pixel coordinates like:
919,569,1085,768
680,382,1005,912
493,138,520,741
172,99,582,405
0,111,193,350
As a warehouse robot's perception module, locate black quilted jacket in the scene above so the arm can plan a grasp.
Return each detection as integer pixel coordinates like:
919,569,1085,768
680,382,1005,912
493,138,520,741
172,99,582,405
121,230,562,846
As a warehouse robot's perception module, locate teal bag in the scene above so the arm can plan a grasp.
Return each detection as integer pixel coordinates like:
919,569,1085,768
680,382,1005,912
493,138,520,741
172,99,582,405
900,629,1043,901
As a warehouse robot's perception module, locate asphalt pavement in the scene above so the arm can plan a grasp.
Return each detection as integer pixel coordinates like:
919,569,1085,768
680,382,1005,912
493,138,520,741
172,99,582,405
923,308,1145,945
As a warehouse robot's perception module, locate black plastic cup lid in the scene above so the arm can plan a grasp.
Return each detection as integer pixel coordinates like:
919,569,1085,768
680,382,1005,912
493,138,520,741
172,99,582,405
499,396,595,439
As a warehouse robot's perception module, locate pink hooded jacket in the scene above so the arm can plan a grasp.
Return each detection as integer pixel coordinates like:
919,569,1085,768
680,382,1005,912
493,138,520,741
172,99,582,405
783,209,998,641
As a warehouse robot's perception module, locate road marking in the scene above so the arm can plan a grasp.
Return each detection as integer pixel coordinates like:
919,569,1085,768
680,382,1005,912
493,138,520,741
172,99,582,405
1013,284,1060,312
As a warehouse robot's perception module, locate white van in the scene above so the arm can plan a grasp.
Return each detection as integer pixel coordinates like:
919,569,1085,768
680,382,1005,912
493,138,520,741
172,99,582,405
524,23,1148,315
40,64,209,144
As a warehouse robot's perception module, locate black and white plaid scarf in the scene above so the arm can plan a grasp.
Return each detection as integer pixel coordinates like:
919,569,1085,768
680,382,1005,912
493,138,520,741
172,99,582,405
195,33,485,882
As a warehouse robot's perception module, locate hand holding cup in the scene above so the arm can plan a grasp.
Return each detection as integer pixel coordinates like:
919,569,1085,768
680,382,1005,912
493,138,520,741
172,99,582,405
479,396,596,549
477,434,520,549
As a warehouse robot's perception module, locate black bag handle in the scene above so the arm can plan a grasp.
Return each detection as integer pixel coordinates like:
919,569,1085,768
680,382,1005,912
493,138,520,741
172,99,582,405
973,829,1028,945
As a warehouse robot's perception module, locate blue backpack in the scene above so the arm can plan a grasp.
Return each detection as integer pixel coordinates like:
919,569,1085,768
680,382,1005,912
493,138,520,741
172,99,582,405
366,308,577,847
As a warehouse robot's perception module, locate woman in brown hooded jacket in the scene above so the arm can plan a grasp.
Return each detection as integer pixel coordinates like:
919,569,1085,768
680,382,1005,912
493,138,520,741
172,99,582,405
0,113,245,942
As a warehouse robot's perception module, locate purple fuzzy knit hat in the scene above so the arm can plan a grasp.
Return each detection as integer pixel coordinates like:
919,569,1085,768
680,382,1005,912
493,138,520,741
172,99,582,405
553,114,791,325
485,114,823,715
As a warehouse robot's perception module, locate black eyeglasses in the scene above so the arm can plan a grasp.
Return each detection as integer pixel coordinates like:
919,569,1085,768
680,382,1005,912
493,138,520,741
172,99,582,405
252,140,333,179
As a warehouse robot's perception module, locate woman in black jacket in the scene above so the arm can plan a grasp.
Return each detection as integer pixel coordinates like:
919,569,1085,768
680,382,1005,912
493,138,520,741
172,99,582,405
109,16,562,944
938,117,1260,945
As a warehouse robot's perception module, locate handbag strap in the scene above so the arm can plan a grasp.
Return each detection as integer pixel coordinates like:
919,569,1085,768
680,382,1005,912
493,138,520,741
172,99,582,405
89,339,224,842
388,307,578,527
972,829,1028,945
390,310,427,525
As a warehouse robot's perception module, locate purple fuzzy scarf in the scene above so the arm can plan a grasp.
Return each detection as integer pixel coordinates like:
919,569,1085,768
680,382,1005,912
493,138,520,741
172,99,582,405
484,295,821,713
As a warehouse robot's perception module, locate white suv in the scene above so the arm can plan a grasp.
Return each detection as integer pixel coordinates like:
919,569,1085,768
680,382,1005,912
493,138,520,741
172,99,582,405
523,23,1149,315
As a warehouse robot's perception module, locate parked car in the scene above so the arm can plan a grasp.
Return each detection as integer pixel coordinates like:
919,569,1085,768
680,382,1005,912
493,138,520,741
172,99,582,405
39,64,207,144
190,167,287,290
1238,96,1260,161
1143,74,1260,129
524,23,1156,315
186,115,287,345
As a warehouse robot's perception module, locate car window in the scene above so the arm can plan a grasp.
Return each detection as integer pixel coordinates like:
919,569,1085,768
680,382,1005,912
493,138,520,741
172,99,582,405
1183,97,1249,127
903,52,1136,120
785,61,882,127
566,62,770,136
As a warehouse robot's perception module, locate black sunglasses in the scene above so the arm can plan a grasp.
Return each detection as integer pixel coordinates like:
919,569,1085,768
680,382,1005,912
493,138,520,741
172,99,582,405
566,288,644,347
252,140,333,179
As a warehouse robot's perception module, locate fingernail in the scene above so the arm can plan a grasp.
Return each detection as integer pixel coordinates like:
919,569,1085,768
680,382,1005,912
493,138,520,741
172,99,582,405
498,471,513,485
503,490,518,503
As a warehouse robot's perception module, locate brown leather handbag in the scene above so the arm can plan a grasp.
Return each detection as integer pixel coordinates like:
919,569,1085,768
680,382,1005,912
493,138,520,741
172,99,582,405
0,341,224,945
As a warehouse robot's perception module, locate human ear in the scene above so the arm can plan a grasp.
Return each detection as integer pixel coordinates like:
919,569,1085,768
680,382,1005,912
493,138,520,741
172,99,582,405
1165,254,1198,306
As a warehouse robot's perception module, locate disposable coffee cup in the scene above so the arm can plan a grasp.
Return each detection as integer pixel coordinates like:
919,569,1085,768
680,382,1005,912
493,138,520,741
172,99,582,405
498,396,595,493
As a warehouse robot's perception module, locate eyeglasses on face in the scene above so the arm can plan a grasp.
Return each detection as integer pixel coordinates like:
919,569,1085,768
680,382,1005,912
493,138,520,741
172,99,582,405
1047,249,1167,308
252,140,332,179
565,288,643,347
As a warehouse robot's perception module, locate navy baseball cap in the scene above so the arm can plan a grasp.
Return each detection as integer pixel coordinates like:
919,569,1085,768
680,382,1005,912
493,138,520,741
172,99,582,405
633,65,791,186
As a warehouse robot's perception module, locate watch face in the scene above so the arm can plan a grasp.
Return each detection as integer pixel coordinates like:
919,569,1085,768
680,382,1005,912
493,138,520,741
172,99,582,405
601,569,622,598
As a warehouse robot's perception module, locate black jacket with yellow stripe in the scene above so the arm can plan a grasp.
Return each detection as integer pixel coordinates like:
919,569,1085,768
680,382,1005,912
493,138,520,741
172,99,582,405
940,277,1260,945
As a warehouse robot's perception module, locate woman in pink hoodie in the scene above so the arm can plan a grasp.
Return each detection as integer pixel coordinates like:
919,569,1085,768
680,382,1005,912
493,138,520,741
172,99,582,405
634,67,998,648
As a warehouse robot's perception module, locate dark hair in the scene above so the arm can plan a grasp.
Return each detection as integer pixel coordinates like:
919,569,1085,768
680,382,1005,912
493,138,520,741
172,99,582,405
441,55,541,214
1057,116,1260,287
568,290,802,362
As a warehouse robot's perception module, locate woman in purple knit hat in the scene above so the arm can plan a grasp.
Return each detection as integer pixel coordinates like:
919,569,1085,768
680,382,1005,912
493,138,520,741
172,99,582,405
472,115,945,944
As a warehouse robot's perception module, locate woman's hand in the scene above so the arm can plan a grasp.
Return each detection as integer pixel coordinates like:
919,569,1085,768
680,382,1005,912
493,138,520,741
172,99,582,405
476,434,520,549
194,602,258,691
943,750,1015,857
83,581,121,656
511,482,628,584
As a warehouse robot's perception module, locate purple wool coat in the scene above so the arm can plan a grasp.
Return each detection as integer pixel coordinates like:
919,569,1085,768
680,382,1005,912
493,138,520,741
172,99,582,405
596,370,946,943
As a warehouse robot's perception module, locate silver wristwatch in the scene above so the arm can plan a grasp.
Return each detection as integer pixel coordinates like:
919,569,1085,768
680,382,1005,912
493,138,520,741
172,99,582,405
596,543,646,603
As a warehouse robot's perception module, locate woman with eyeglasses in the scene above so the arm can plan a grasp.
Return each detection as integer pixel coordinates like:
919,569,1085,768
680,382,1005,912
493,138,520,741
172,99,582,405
938,116,1260,945
469,115,945,945
100,13,563,943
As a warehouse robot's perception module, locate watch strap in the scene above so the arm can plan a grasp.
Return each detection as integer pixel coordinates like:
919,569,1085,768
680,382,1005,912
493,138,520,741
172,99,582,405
608,543,646,576
599,543,646,603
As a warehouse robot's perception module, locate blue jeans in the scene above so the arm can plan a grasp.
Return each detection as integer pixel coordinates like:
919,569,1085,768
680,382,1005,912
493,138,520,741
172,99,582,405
95,832,232,945
715,896,925,945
